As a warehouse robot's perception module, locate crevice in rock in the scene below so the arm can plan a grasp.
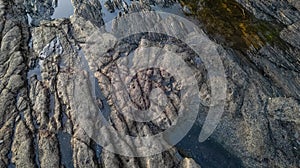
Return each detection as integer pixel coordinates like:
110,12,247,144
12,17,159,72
57,131,74,168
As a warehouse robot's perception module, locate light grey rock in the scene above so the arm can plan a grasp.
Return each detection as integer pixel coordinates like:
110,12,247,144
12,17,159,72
280,21,300,49
0,0,32,167
72,0,104,27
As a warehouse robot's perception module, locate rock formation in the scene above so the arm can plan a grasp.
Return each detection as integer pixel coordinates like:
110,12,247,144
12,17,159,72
0,0,299,167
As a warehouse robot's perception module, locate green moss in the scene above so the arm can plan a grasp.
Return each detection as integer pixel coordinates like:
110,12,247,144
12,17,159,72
180,0,286,51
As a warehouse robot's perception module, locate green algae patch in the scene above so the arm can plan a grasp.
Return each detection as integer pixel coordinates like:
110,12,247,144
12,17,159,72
179,0,286,51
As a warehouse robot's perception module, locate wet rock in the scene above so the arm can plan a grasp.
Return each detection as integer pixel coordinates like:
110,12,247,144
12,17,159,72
104,0,115,13
28,18,104,167
25,0,58,26
236,0,300,25
102,0,177,16
197,44,300,167
288,0,300,11
179,158,201,168
280,21,300,49
0,0,299,168
178,1,299,167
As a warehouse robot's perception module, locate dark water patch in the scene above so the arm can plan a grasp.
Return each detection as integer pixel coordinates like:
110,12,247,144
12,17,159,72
57,131,74,168
176,122,243,168
49,93,55,118
33,133,41,168
7,151,16,168
7,151,15,168
61,106,68,128
91,140,103,165
7,120,17,168
179,0,288,52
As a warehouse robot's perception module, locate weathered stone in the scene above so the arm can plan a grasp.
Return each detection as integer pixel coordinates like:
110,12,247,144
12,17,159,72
72,0,104,27
280,21,300,49
0,0,299,167
11,121,35,168
236,0,300,25
25,0,58,26
179,158,201,168
38,130,60,168
0,0,31,167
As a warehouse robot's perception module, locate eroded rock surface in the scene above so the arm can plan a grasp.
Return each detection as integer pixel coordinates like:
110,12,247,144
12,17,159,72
0,0,299,168
236,0,300,25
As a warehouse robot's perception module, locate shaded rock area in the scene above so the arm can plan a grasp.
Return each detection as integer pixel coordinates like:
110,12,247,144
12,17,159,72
280,21,300,49
0,0,299,168
181,0,300,167
236,0,300,25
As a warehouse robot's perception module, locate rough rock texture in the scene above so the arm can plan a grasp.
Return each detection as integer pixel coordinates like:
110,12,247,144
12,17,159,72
280,21,300,49
0,0,31,167
181,0,300,167
0,0,299,168
25,0,58,26
179,158,201,168
71,0,104,27
236,0,300,25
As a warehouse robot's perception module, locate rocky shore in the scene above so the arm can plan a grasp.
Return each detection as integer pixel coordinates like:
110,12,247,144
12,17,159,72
0,0,299,167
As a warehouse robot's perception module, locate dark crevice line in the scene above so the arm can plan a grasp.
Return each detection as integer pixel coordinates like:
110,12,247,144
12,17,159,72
6,119,16,168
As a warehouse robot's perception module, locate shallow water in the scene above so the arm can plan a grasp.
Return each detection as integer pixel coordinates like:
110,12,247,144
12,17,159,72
26,0,74,26
180,0,287,52
99,0,133,23
57,131,74,168
52,0,74,19
176,122,243,168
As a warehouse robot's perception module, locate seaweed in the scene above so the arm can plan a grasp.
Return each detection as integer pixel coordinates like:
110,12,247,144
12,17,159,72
179,0,287,52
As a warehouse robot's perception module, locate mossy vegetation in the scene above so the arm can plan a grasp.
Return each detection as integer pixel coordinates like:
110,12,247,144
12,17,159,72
179,0,286,51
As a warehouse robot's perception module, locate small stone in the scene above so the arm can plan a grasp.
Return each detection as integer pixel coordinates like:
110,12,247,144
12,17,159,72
182,6,192,14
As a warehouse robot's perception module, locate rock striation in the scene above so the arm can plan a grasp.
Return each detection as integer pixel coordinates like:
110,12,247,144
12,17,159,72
0,0,299,168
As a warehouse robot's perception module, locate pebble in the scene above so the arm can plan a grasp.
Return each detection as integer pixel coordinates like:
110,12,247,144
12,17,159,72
182,6,192,14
